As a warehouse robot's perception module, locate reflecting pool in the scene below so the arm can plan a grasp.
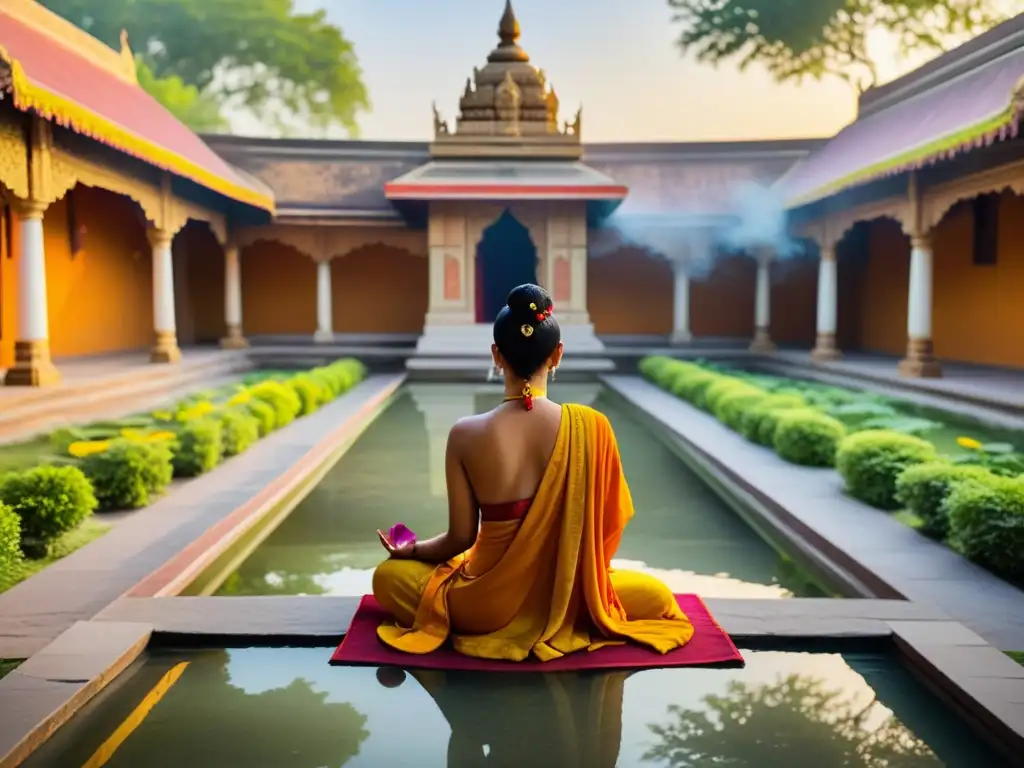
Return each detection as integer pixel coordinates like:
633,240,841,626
25,646,1007,767
210,384,828,599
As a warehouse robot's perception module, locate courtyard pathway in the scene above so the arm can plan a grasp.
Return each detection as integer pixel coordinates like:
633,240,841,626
0,375,402,659
604,375,1024,651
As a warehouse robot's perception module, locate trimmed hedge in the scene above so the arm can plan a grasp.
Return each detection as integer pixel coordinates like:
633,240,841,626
836,430,938,510
172,419,224,478
81,440,174,511
946,474,1024,579
0,502,22,576
249,381,302,428
773,410,847,468
895,462,994,539
0,466,97,556
220,409,261,457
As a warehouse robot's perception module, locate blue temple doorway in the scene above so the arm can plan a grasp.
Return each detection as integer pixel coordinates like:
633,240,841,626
475,210,538,323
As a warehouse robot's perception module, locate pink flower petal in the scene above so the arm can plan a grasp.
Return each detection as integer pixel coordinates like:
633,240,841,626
388,523,417,547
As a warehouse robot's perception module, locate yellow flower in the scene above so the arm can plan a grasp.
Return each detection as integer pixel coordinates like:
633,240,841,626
956,436,983,450
228,391,252,406
120,428,145,440
68,440,111,458
145,431,176,443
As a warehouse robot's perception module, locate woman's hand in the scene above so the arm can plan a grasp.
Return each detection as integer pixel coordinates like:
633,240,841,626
377,529,416,559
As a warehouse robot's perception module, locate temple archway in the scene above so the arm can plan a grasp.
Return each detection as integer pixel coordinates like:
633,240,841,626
475,210,537,323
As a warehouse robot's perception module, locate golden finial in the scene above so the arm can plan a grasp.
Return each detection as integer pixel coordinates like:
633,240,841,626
498,0,520,46
118,29,139,84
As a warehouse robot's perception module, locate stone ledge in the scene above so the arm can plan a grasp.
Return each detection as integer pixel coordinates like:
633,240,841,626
0,621,151,768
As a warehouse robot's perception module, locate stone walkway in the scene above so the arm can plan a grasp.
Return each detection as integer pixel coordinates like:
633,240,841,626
0,375,403,659
604,375,1024,651
773,351,1024,414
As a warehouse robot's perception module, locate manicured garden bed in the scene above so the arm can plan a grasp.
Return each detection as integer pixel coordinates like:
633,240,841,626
640,357,1024,586
0,359,367,594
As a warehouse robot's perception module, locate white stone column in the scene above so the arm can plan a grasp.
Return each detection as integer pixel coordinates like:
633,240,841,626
314,259,334,342
670,260,691,344
811,244,841,361
148,227,181,364
749,249,775,352
3,198,60,386
898,233,942,377
220,241,247,349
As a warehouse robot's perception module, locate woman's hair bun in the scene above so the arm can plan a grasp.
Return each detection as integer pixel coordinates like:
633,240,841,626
506,284,552,322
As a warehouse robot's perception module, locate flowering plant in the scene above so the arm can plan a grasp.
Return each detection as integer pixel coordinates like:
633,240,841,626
953,436,1024,477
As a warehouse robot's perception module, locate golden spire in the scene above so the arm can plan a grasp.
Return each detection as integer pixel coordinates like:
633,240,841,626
498,0,520,46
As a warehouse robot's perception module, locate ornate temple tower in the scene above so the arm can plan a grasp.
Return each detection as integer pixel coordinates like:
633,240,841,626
386,1,624,368
430,0,582,158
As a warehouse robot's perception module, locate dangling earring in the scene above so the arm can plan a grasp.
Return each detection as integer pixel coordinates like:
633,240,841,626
487,364,502,382
550,366,558,381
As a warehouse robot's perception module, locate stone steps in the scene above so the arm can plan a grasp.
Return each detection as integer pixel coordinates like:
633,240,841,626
0,353,251,444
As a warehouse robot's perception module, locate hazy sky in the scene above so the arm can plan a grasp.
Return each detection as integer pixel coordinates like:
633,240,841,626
252,0,965,143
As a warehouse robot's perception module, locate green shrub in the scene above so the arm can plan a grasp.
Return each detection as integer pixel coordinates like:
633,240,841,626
0,465,97,556
0,502,22,576
739,395,806,444
249,380,301,428
895,462,994,539
704,378,760,416
835,430,938,510
773,410,847,467
81,440,174,511
715,389,768,431
946,474,1024,579
286,375,324,417
172,419,224,477
219,409,260,457
246,400,276,437
669,369,720,406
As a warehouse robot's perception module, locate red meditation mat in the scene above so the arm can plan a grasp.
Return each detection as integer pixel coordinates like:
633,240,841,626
329,594,743,672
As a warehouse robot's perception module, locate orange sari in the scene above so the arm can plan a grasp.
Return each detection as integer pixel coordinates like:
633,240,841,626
374,403,694,662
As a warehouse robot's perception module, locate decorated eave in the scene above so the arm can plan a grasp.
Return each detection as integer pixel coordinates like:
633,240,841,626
778,35,1024,210
0,2,275,214
384,160,628,203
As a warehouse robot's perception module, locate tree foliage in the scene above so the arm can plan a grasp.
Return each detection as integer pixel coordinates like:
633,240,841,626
645,673,938,767
135,61,227,133
667,0,1009,87
40,0,369,134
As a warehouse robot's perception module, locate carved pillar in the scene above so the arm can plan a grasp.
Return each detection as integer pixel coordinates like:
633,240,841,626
425,205,474,325
221,240,247,349
811,243,841,361
148,227,182,364
3,198,61,386
670,260,692,344
749,249,775,353
898,233,942,378
546,204,590,325
314,259,334,342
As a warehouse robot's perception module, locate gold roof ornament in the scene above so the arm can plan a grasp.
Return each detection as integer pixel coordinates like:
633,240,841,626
430,0,582,159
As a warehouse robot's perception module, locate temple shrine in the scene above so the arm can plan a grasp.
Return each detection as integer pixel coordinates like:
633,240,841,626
1,0,1023,386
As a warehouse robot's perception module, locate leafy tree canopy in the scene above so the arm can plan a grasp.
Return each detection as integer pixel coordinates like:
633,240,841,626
41,0,369,134
667,0,1008,87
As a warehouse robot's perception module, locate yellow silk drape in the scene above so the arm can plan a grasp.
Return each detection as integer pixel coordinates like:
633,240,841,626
377,403,694,661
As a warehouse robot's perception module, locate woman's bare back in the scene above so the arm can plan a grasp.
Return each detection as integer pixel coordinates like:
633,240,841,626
452,398,563,505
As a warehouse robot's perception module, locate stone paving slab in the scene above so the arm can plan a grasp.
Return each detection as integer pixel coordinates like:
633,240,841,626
604,375,1024,651
0,375,403,659
0,621,151,768
93,595,947,640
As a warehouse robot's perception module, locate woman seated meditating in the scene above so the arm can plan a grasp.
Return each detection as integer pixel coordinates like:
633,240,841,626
373,284,694,662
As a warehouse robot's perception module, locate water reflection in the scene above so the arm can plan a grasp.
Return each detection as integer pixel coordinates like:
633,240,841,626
220,384,825,598
28,648,1002,767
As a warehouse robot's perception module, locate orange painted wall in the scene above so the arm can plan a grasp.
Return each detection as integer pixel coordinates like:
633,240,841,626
332,245,428,333
587,247,672,335
0,205,17,369
932,192,1024,368
691,255,757,338
44,187,153,358
854,219,909,356
770,257,817,346
241,240,317,335
179,223,225,344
